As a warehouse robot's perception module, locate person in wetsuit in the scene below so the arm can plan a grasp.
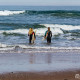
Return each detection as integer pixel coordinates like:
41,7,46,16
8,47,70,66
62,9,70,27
28,28,36,44
44,27,52,43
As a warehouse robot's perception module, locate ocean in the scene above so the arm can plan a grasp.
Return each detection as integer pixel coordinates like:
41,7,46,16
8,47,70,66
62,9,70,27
0,6,80,74
0,6,80,48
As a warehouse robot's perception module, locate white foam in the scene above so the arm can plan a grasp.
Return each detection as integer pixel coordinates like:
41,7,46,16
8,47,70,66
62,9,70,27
0,43,80,51
6,29,28,34
36,28,63,36
0,43,14,50
41,24,80,31
0,24,80,36
1,29,28,34
0,43,7,48
17,44,80,50
1,28,63,36
0,10,25,16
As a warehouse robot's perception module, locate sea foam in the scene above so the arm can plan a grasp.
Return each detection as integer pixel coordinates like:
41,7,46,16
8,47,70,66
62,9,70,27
41,24,80,31
0,25,64,36
0,10,25,16
1,24,80,36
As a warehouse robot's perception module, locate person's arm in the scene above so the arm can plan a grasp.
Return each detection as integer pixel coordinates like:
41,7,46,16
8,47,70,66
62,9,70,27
44,31,47,38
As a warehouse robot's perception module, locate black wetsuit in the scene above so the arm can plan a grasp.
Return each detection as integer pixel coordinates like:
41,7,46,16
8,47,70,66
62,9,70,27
46,31,52,43
29,32,36,43
29,34,32,43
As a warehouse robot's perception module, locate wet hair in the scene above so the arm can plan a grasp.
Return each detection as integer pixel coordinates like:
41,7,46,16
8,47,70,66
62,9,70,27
48,27,50,31
28,28,33,35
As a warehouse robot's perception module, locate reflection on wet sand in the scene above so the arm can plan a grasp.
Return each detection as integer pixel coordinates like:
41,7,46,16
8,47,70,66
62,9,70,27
29,53,52,64
29,53,35,64
46,53,52,64
0,52,80,73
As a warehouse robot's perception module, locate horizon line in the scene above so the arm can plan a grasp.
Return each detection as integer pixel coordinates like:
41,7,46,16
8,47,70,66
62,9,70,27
0,5,80,6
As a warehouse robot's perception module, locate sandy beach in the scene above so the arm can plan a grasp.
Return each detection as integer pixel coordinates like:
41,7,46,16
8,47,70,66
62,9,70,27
0,47,80,80
0,70,80,80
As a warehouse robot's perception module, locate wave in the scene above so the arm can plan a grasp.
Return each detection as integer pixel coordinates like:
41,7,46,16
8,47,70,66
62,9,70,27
0,23,45,30
0,24,80,36
25,10,80,18
0,10,80,18
1,28,63,36
0,43,80,51
25,10,80,14
42,24,80,31
0,10,25,16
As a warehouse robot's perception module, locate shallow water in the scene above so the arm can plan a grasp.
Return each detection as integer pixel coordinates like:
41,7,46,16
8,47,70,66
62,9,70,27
0,52,80,73
0,6,80,47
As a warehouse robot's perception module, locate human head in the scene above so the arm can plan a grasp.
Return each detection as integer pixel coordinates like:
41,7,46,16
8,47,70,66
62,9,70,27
48,27,50,31
29,28,33,32
30,28,33,32
29,28,33,34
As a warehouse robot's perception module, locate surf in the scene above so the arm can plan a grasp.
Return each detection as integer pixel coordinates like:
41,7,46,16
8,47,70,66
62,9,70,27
0,10,25,16
24,10,80,18
0,10,80,18
0,24,80,36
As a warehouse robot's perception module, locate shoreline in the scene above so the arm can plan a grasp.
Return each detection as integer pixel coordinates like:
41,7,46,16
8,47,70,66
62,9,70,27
0,47,80,80
0,50,80,74
0,46,80,53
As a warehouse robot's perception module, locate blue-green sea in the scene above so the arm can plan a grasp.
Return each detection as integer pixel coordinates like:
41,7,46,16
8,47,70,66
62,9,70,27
0,6,80,47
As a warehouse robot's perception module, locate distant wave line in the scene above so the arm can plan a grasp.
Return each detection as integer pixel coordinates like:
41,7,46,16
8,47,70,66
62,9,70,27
0,10,80,17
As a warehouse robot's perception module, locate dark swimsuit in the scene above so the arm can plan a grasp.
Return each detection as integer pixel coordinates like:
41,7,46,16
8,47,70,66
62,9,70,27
29,32,36,43
46,31,52,43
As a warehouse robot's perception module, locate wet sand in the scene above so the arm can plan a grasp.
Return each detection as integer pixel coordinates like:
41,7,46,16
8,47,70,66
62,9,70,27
0,70,80,80
0,48,80,80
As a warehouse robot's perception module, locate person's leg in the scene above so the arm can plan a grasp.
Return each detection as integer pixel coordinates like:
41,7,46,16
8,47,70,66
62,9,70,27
49,38,51,43
47,37,49,43
29,37,31,43
47,37,51,43
29,35,32,43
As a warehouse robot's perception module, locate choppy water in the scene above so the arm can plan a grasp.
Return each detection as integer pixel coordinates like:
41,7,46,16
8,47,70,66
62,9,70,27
0,6,80,48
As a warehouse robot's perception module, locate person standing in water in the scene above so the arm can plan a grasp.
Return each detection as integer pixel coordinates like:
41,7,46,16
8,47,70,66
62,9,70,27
28,28,36,44
44,27,52,43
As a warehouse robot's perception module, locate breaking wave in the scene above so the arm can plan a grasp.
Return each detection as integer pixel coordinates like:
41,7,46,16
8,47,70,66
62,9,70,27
0,43,80,51
0,10,25,16
0,10,80,18
25,10,80,18
0,24,80,36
